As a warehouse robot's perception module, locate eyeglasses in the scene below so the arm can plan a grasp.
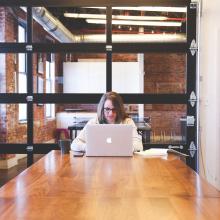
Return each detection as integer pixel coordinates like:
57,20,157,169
104,107,117,113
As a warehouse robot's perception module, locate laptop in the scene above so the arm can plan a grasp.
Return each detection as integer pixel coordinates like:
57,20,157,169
85,124,133,156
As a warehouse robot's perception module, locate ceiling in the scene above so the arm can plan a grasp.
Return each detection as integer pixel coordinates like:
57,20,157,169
47,7,186,35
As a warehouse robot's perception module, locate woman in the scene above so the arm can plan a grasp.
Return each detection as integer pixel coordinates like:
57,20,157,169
71,91,143,152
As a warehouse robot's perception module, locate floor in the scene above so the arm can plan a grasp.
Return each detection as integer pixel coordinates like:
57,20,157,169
0,154,45,188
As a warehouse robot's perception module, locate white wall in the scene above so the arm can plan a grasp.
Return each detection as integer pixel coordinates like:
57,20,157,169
63,61,142,93
199,0,220,189
112,62,141,93
56,112,97,128
63,62,106,93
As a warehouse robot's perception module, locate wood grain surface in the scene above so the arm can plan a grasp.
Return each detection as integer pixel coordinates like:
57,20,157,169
0,151,220,220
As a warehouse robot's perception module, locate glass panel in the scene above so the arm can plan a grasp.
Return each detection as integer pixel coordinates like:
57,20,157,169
0,53,27,93
0,104,27,143
112,6,187,43
46,104,52,118
18,104,27,121
33,103,186,145
33,7,106,43
142,104,187,144
112,52,186,94
18,74,27,93
0,7,27,43
123,103,186,144
18,53,26,73
33,53,106,93
18,25,26,42
46,81,51,93
0,54,6,93
33,103,97,143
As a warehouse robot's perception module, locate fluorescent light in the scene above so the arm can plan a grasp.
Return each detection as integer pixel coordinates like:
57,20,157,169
86,19,182,27
64,13,168,21
112,7,187,13
64,13,106,19
83,6,187,13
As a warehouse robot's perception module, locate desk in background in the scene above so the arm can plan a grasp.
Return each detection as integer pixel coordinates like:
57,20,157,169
68,121,151,143
0,151,220,219
68,122,86,139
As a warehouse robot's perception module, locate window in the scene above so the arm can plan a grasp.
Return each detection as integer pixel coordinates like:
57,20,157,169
45,54,55,118
18,24,27,121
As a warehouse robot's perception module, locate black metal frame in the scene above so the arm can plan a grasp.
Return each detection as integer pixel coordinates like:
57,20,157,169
0,0,189,7
186,3,198,170
0,0,197,170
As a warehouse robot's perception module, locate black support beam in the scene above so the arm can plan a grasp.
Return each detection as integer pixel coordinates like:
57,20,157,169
0,0,190,7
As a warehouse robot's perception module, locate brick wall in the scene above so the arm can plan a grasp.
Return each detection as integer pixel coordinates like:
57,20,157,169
0,8,57,159
143,53,186,137
144,105,186,140
144,53,185,93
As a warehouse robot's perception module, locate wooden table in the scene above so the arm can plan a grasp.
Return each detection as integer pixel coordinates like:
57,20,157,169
0,151,220,220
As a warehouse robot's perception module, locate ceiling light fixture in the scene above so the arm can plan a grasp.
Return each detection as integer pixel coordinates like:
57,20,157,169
64,13,169,21
86,19,182,27
112,6,187,13
83,6,187,13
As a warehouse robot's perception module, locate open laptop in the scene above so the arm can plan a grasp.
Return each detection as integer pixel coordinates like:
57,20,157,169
85,124,133,156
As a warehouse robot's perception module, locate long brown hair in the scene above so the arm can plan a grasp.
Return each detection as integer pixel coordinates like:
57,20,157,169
97,91,128,124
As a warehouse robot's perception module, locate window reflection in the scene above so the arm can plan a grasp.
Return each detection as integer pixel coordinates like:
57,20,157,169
0,104,27,143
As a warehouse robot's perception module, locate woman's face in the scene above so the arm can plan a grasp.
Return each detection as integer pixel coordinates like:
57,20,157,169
103,99,117,124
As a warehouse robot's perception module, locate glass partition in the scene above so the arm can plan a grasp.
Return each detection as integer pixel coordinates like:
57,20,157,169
112,6,187,43
33,103,186,145
0,53,27,93
112,52,186,94
32,7,107,43
0,6,187,44
0,104,27,143
0,7,27,43
33,103,97,143
143,104,187,144
114,103,187,144
33,53,106,93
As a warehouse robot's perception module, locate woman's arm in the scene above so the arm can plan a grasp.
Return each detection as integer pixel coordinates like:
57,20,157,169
70,127,86,152
70,117,98,152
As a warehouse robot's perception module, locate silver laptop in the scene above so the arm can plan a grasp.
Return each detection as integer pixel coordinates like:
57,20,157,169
85,124,133,156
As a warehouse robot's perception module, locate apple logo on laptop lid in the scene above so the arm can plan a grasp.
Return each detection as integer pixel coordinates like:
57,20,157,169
106,137,112,144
